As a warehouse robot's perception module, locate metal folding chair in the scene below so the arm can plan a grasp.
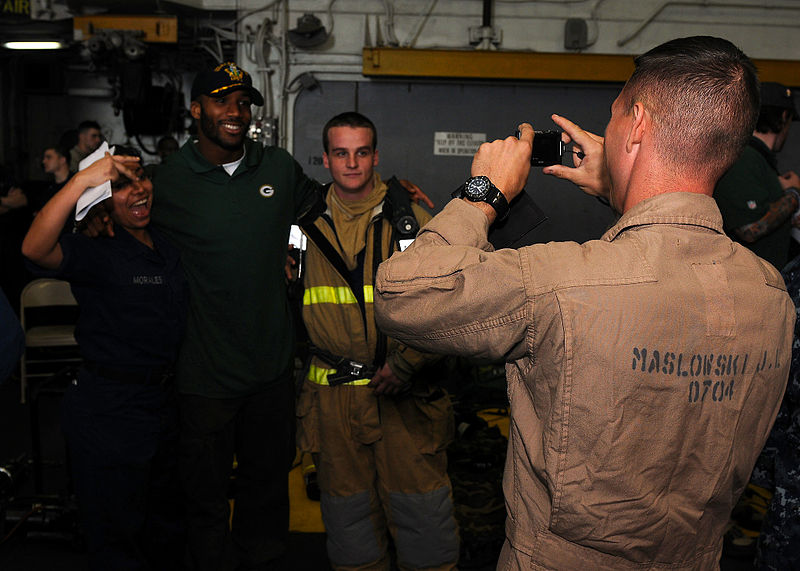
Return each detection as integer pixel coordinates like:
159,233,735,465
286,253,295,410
19,278,80,405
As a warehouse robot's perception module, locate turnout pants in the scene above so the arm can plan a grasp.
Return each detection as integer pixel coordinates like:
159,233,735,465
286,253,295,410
179,371,295,571
297,381,459,571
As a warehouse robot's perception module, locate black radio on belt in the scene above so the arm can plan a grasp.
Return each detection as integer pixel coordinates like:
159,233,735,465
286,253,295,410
327,360,376,386
383,176,420,240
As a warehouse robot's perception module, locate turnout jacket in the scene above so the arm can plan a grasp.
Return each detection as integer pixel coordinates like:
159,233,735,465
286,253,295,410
374,193,794,569
302,175,435,384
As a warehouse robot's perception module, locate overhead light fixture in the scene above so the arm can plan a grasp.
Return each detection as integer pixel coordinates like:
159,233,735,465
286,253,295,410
0,20,72,51
3,41,65,50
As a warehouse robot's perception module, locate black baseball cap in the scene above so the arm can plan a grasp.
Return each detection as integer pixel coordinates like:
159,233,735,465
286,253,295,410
191,61,264,107
761,82,799,120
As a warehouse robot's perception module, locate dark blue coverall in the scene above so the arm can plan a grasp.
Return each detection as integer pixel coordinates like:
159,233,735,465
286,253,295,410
31,226,187,570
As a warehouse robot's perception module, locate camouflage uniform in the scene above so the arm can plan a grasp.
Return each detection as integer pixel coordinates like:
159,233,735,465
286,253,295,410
753,256,800,569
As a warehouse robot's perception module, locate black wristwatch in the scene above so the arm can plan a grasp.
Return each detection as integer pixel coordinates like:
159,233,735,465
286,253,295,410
452,176,510,221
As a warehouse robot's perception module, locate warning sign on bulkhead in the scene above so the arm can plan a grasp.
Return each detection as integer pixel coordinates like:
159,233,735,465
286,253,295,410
433,132,486,156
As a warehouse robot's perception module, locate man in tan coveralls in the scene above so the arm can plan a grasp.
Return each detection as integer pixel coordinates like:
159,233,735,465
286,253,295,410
374,36,795,570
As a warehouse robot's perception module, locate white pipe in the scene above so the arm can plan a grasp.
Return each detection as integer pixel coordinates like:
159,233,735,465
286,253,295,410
618,0,800,46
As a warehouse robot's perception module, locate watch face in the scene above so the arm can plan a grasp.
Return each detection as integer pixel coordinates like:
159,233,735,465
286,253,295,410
464,176,491,201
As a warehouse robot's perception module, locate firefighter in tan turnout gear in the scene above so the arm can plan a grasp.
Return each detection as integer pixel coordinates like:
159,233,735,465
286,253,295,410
294,112,459,571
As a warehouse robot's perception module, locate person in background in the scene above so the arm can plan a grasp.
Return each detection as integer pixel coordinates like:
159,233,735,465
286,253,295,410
69,120,103,172
144,135,180,179
0,182,28,216
714,82,800,270
42,145,72,192
31,144,74,215
750,255,800,569
0,166,32,313
157,135,180,160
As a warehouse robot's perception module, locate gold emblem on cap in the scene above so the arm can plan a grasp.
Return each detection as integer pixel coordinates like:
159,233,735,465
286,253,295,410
786,88,793,98
215,61,245,82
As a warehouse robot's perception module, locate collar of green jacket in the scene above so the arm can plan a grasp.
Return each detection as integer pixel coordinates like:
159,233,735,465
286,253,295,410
180,138,264,175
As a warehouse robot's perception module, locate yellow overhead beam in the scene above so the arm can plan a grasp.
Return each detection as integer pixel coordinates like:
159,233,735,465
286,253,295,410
363,47,800,87
363,48,633,82
73,15,178,43
752,59,800,87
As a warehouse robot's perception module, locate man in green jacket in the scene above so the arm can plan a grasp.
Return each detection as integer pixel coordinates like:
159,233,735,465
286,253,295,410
714,82,800,269
153,62,319,571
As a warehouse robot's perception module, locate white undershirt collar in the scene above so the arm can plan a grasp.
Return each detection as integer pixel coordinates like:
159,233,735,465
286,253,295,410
221,147,246,176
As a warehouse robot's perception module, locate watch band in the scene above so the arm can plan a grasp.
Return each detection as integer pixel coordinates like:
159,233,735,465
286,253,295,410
452,177,510,221
485,185,510,221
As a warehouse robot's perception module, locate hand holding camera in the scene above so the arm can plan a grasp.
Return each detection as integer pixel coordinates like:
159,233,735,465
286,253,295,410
542,114,611,201
470,123,534,209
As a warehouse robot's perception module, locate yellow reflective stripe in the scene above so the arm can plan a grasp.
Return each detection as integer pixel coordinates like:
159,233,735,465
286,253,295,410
303,285,374,305
304,286,357,306
307,364,371,386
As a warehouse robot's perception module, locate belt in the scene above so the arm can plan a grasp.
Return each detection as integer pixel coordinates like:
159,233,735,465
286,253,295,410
83,362,175,385
307,363,372,387
307,345,377,387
